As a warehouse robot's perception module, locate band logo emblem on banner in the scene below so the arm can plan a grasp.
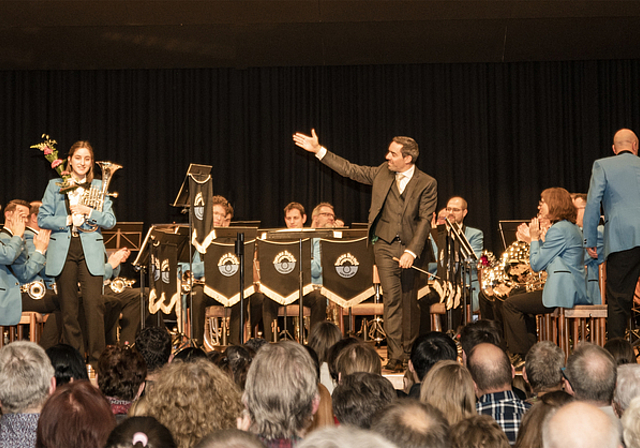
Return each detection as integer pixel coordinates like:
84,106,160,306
335,253,359,279
151,255,161,282
194,192,205,221
218,253,240,277
274,250,296,275
161,259,171,284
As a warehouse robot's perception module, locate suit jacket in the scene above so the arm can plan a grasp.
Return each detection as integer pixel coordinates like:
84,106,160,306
8,227,46,285
530,220,589,308
320,150,437,258
0,232,25,325
38,178,117,277
584,151,640,258
584,225,604,305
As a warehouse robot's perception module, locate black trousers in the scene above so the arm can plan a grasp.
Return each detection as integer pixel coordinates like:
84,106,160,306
21,290,62,349
374,239,420,361
262,290,327,342
606,246,640,339
57,237,105,366
104,287,142,345
502,289,554,356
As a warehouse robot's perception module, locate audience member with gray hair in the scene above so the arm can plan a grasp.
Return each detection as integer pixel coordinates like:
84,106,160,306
622,396,640,448
332,372,396,429
614,364,640,417
371,399,450,448
298,426,398,448
523,341,565,403
0,341,56,448
242,341,319,447
194,429,266,448
542,401,622,448
563,343,618,421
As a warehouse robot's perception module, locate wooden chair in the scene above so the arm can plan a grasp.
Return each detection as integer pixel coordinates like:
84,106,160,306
0,312,44,348
536,308,565,353
563,305,608,354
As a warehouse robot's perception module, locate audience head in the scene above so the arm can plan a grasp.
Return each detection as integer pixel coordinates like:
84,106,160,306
515,390,574,448
97,345,147,402
542,401,622,448
467,343,513,397
304,345,321,381
134,327,172,374
410,332,457,382
564,342,617,405
450,414,509,448
605,337,636,366
45,343,88,386
420,360,476,425
523,341,565,395
459,319,504,363
36,380,116,448
299,426,398,448
327,337,359,383
622,396,640,448
308,321,343,365
244,338,268,354
194,429,266,448
146,359,243,448
332,372,396,429
614,363,640,417
243,341,319,439
372,399,450,448
172,346,208,363
105,416,177,448
335,342,382,379
218,345,254,390
0,341,55,414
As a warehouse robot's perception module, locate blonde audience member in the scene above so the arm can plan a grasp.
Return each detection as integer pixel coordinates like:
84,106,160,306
420,360,476,425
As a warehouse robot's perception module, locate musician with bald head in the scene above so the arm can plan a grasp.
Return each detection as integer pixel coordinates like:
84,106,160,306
584,128,640,339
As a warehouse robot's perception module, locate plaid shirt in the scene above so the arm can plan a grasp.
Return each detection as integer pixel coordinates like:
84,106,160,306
476,390,531,445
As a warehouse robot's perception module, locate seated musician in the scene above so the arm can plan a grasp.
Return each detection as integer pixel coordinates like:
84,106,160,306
501,188,591,366
419,197,483,333
262,202,330,341
190,196,263,345
3,200,61,348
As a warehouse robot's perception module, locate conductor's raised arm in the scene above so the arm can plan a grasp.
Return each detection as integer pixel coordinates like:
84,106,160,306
293,128,322,154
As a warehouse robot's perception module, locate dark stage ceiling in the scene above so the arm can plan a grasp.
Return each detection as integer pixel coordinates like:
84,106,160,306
1,1,640,70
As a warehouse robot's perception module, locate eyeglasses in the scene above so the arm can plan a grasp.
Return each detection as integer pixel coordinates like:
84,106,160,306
318,212,335,218
446,207,463,213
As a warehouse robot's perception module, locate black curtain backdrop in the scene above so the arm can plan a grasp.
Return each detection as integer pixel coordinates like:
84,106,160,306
3,60,640,254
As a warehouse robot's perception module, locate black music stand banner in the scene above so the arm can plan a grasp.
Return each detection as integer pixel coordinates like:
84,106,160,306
320,237,375,308
257,239,313,305
149,239,181,316
189,174,214,254
203,240,255,307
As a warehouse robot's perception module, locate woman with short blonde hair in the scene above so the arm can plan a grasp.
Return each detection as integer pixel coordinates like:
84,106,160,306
420,360,476,425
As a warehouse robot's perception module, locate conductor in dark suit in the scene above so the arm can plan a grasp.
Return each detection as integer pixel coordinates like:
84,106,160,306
293,129,437,371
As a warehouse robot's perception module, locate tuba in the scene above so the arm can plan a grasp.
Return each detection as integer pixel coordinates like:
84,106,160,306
79,161,122,232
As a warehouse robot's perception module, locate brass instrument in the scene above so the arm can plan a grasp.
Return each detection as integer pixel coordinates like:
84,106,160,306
106,277,136,294
180,270,204,294
79,161,122,233
20,280,46,300
479,241,547,298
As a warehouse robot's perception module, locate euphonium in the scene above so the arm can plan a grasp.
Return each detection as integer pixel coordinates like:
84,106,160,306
80,161,122,232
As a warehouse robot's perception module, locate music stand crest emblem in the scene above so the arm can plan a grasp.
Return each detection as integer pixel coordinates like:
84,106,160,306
218,252,240,277
273,250,297,275
334,253,359,279
193,192,205,221
161,259,171,284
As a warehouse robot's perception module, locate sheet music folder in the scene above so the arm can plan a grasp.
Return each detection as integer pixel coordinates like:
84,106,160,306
172,163,212,208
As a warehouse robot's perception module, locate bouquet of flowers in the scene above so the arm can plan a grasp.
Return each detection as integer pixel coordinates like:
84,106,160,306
31,134,76,192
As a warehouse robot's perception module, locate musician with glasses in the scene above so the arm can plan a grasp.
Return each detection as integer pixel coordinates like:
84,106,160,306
501,188,591,366
39,141,116,367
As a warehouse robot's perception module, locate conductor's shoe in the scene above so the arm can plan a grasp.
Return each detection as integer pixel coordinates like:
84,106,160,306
384,358,404,372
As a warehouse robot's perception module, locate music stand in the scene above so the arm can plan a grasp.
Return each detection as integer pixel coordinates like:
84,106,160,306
445,218,478,326
263,228,333,342
172,164,212,347
103,222,144,251
499,220,528,251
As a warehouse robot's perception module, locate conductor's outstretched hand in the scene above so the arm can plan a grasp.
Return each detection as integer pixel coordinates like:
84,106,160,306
293,129,322,154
